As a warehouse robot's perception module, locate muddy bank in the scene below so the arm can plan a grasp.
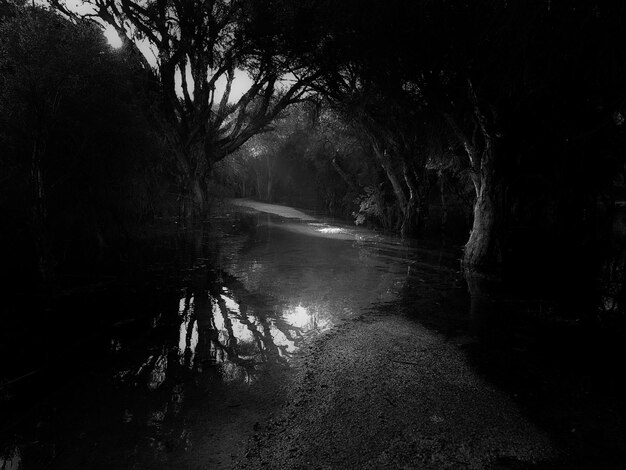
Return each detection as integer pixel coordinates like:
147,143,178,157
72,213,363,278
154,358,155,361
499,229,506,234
237,313,555,470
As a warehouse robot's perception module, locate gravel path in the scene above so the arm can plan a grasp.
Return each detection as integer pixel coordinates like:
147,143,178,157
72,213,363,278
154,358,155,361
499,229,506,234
236,314,555,470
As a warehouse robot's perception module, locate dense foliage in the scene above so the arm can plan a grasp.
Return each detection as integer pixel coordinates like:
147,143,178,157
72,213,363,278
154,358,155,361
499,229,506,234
0,3,167,283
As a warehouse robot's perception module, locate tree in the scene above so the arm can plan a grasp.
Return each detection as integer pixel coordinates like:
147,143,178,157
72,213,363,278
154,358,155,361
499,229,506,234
51,0,319,219
1,4,165,282
437,1,626,268
0,5,115,279
289,0,626,269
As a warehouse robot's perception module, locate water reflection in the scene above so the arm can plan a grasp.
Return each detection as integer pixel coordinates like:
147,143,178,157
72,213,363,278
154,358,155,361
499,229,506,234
148,352,168,391
283,303,332,332
112,276,321,393
103,204,455,466
135,284,317,390
0,446,20,470
2,200,462,469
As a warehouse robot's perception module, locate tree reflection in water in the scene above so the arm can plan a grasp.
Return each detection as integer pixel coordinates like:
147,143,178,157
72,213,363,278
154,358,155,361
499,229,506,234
120,278,307,393
0,445,21,470
2,202,465,469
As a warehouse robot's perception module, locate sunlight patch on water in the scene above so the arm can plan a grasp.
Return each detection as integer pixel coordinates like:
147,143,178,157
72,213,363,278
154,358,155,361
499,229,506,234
317,226,345,234
260,220,357,240
283,303,332,333
285,304,309,328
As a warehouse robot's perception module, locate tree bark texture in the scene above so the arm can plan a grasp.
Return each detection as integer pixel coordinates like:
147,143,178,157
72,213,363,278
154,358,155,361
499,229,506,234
463,151,503,268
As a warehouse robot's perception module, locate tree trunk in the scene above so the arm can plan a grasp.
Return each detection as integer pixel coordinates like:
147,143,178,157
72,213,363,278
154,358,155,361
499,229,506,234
401,161,432,238
180,174,207,222
400,198,416,238
463,160,502,268
448,84,503,269
173,141,210,222
400,161,417,238
374,146,408,232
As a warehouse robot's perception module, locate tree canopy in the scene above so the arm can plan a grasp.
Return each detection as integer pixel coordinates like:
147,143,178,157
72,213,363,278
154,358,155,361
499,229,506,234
51,0,320,217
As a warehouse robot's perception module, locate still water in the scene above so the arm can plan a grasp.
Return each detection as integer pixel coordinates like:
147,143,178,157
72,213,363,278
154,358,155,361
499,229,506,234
0,199,460,469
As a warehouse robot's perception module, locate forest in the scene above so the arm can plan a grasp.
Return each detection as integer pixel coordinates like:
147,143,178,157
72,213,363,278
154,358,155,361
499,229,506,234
2,1,626,469
3,1,626,282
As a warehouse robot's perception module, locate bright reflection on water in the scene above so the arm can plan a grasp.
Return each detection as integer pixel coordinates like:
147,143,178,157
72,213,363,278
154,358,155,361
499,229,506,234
316,226,345,234
285,304,309,328
284,303,332,332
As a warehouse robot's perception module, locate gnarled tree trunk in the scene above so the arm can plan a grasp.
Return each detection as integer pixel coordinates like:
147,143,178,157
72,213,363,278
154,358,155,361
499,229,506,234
463,150,503,268
445,83,504,269
373,146,409,233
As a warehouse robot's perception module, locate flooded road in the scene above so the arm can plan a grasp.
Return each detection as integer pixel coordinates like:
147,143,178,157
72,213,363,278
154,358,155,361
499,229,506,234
0,199,461,469
3,199,624,469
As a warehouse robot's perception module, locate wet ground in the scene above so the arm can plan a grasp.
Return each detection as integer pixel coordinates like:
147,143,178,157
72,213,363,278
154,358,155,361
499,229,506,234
1,199,625,469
